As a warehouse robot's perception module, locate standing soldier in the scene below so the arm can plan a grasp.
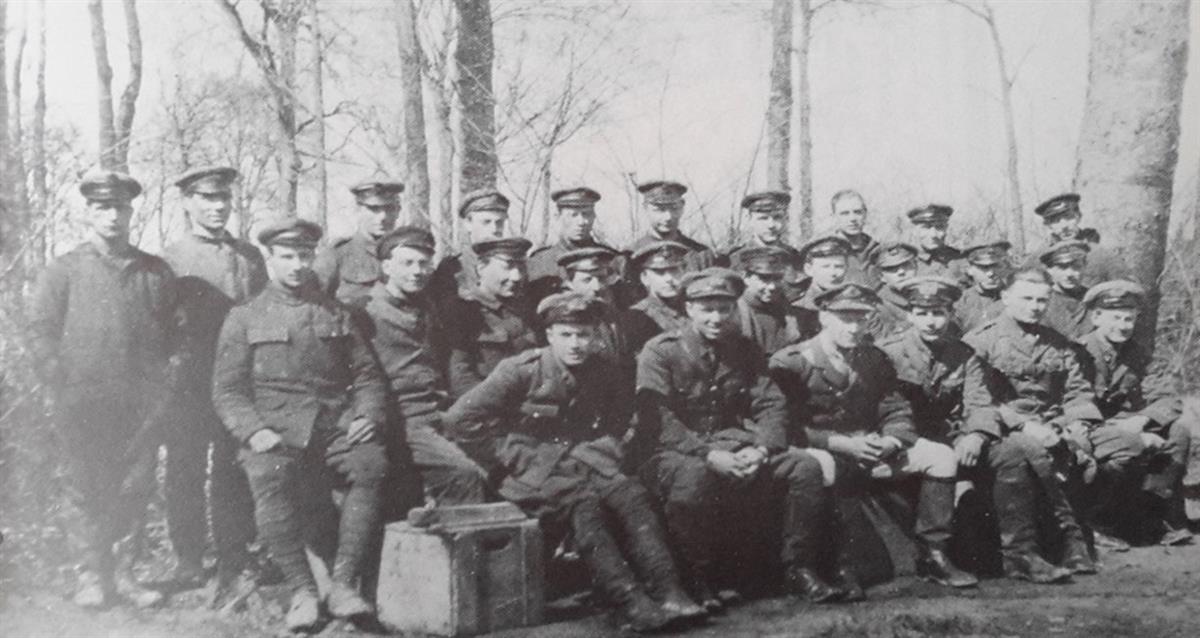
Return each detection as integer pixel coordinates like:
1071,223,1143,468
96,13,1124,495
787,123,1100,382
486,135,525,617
162,166,265,600
527,187,621,304
828,189,881,286
907,204,965,282
770,283,976,594
637,269,837,610
623,241,692,355
956,241,1012,333
314,180,404,304
879,277,1074,584
867,242,920,341
1024,193,1128,287
628,180,715,273
1040,240,1093,339
444,292,706,633
445,237,539,398
30,171,176,609
730,246,809,356
429,189,510,303
213,219,389,631
725,191,805,294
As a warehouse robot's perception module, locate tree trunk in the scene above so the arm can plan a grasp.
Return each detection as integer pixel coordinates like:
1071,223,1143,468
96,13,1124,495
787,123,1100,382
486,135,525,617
983,4,1025,251
793,0,814,240
453,0,496,194
766,0,791,192
395,0,431,227
32,0,47,265
11,15,29,256
113,0,141,173
87,0,118,170
1074,0,1190,351
310,1,328,229
277,1,301,218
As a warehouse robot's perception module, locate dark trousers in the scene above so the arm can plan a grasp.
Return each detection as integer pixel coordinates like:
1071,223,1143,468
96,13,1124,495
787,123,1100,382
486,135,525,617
404,414,488,506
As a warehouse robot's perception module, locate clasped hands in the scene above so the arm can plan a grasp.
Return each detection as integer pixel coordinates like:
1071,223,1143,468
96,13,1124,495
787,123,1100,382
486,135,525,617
706,446,769,480
827,433,903,465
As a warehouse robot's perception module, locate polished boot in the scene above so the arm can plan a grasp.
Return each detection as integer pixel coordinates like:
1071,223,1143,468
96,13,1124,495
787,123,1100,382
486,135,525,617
1002,552,1072,584
917,548,979,588
574,499,672,632
662,502,721,613
784,566,841,603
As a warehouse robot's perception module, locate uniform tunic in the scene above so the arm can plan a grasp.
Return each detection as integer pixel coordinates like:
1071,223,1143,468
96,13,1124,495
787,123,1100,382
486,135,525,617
840,231,881,287
955,285,1004,335
915,245,966,284
622,294,690,356
444,289,539,398
429,246,480,304
735,294,807,357
313,233,382,305
1024,228,1129,288
868,285,911,342
1044,286,1090,340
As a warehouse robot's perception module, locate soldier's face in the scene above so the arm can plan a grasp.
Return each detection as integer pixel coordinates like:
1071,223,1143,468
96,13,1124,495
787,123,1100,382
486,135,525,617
185,191,233,233
641,266,683,299
358,202,400,239
748,210,786,243
1046,212,1081,240
968,262,1004,290
266,245,316,289
745,272,783,304
909,306,951,341
832,196,867,234
466,211,507,241
565,269,610,298
546,323,597,367
646,203,683,236
1092,308,1138,344
804,256,848,290
559,207,595,243
478,257,525,299
686,298,736,340
1002,279,1051,324
913,221,947,250
820,309,870,349
382,246,434,295
1047,261,1085,290
85,199,134,241
879,261,917,289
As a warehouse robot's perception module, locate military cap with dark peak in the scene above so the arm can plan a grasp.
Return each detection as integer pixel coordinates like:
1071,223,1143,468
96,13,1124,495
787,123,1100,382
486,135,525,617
1035,193,1081,220
472,236,532,263
741,190,791,212
79,170,142,202
907,204,954,225
1083,279,1145,310
682,267,745,300
351,180,405,206
557,246,617,273
458,189,511,218
963,240,1013,266
899,275,962,308
1039,239,1091,267
731,245,790,275
630,240,689,270
813,282,881,312
870,242,919,269
551,186,601,209
256,217,323,248
378,225,435,258
799,235,852,263
537,291,607,326
174,166,238,194
638,180,688,206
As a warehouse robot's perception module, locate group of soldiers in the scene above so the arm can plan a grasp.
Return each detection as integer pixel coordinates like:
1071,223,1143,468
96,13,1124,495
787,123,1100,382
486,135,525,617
28,166,1198,633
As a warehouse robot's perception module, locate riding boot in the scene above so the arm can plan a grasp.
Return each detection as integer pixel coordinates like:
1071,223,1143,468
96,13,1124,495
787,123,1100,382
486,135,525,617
662,501,720,613
781,485,838,602
915,478,978,588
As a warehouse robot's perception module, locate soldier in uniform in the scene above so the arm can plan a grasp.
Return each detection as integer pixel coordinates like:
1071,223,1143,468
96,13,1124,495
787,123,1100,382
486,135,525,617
730,245,810,356
790,236,852,323
725,191,805,292
162,166,265,599
879,277,1074,584
770,283,976,593
627,180,715,273
556,247,632,368
907,204,965,282
867,242,920,341
313,180,404,304
527,186,621,304
429,189,510,302
1040,240,1093,339
637,269,838,609
30,171,176,609
1024,193,1128,287
829,189,881,286
212,219,389,630
445,237,539,398
956,241,1012,333
623,241,692,355
361,226,488,506
443,292,706,632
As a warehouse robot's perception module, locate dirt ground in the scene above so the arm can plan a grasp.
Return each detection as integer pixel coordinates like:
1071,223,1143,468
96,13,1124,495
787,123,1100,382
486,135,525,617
2,542,1198,638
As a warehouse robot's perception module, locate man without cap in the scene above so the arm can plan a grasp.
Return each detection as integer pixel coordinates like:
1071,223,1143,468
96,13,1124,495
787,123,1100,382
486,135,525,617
956,241,1012,333
360,226,488,507
637,268,837,610
724,191,805,294
623,241,693,355
161,166,265,601
1024,193,1129,287
213,219,389,630
444,237,539,399
30,170,177,609
879,277,1075,584
867,242,921,341
429,189,510,302
829,189,881,287
1040,240,1093,339
627,180,716,273
770,283,974,596
907,205,966,283
443,292,706,633
730,246,813,356
527,187,622,304
1076,280,1193,546
314,180,404,304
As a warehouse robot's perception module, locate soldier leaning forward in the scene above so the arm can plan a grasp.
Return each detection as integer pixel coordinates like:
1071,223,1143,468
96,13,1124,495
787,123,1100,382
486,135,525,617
442,292,707,633
637,269,836,610
212,219,389,631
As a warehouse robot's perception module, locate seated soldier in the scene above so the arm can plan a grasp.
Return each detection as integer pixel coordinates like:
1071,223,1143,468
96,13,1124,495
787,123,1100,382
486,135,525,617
443,292,706,633
769,283,976,594
880,276,1073,584
731,245,811,355
868,242,920,340
1077,280,1192,545
637,269,837,609
956,241,1012,333
557,246,633,370
1041,240,1093,339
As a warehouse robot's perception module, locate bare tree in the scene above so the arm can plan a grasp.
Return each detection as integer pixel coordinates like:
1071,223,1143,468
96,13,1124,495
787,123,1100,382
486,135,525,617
395,0,431,226
10,11,29,253
766,0,792,192
31,0,47,265
86,0,142,172
308,1,328,227
454,0,496,194
793,0,814,239
1,0,9,250
1074,0,1190,351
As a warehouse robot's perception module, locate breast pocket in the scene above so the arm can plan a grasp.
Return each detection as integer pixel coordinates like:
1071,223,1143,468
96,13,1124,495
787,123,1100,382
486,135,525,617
248,326,291,379
314,320,352,376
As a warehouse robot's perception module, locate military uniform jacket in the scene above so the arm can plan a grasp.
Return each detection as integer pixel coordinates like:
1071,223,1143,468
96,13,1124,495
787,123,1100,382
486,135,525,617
1044,286,1090,340
962,315,1101,434
769,335,917,449
623,294,690,356
443,348,631,497
868,285,911,341
636,327,788,457
313,233,382,305
842,232,881,287
915,245,966,284
1077,330,1180,433
527,237,622,303
955,285,1004,335
361,284,449,419
1024,229,1130,288
735,294,807,356
445,289,539,398
212,282,387,448
879,329,989,441
429,246,480,304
